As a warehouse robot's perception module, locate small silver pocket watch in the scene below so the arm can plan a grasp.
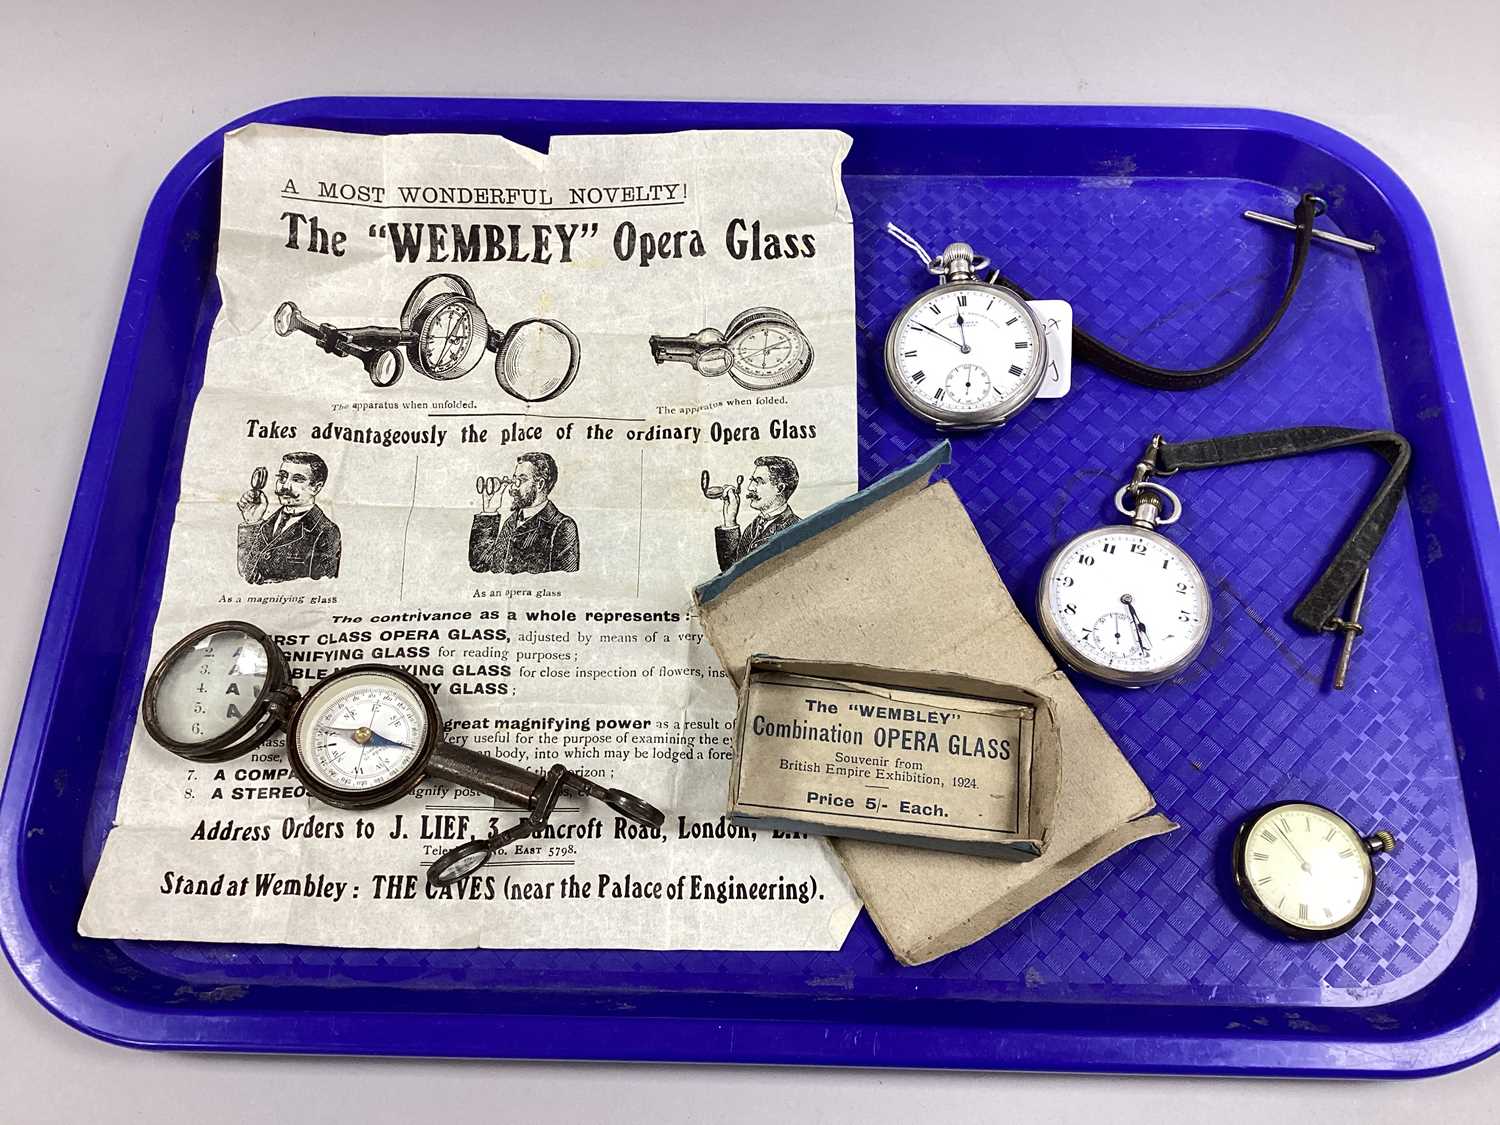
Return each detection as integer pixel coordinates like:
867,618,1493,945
1037,444,1212,687
883,241,1049,430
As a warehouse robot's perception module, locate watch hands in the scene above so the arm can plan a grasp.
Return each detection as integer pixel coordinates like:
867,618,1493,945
1121,594,1152,653
955,306,970,352
1277,828,1314,874
913,322,968,352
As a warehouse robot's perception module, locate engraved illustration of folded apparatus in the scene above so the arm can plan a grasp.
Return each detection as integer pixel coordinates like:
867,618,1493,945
649,307,813,390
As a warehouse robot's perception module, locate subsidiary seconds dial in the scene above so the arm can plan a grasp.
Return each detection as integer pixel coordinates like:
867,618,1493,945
883,243,1048,430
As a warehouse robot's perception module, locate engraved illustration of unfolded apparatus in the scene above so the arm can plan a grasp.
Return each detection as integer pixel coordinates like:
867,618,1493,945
274,273,581,401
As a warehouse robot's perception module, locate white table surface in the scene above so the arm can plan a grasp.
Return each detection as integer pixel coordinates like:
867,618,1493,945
2,1,1497,1119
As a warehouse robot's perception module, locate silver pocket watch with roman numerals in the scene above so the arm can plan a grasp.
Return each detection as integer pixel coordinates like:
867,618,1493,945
883,241,1050,431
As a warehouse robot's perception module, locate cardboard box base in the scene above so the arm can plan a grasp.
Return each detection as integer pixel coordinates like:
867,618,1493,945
841,814,1175,966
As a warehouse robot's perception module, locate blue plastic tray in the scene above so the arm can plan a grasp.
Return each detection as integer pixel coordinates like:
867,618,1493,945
3,99,1498,1076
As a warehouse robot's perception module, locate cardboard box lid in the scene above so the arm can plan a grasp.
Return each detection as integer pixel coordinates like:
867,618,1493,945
694,444,1175,966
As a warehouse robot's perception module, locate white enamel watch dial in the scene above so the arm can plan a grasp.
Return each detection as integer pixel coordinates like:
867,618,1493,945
1234,803,1393,939
883,243,1048,430
1038,524,1212,686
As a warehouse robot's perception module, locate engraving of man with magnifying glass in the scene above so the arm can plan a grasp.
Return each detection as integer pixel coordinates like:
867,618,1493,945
469,452,580,575
236,452,342,584
713,455,801,571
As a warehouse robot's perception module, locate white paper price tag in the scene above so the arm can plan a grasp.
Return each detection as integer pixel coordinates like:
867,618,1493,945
1029,299,1072,399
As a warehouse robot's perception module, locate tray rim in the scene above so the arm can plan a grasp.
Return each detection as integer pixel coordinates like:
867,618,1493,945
3,96,1498,1076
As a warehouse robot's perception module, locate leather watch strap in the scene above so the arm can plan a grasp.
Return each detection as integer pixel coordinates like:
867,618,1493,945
992,194,1323,391
1153,426,1411,633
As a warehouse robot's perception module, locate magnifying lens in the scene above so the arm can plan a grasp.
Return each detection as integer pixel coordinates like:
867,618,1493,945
492,318,580,402
143,621,295,762
142,621,665,885
648,308,812,390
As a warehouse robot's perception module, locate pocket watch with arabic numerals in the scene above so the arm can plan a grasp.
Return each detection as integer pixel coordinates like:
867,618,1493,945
884,242,1049,430
1037,472,1212,687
